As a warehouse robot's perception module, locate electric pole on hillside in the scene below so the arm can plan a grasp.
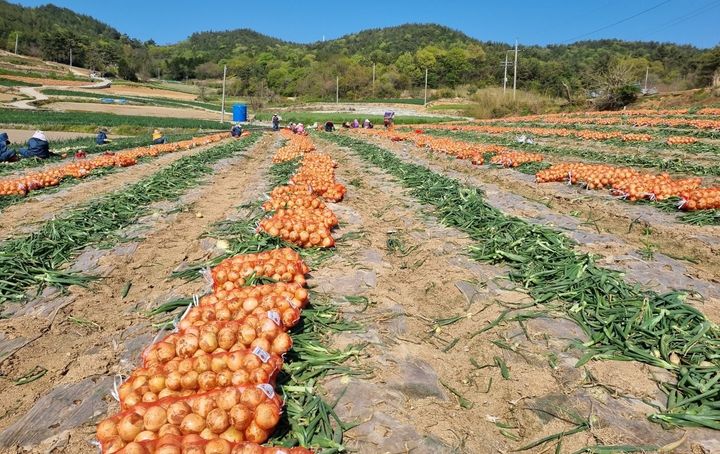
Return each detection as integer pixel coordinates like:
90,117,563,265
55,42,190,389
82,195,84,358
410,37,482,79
220,64,227,123
69,48,73,67
14,33,19,54
513,40,518,100
424,68,429,106
336,76,339,104
372,63,376,97
501,51,512,94
644,66,649,92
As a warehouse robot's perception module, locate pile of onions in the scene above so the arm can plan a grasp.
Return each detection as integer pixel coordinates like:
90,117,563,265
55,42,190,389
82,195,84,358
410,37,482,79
536,162,704,202
354,128,510,165
0,132,231,198
209,281,308,309
97,385,283,451
288,152,346,202
105,437,314,454
667,136,698,145
143,315,294,367
258,215,334,249
680,187,720,210
119,349,283,409
575,130,622,141
211,248,309,291
621,133,653,142
272,131,316,163
262,190,327,211
179,292,302,331
490,151,544,167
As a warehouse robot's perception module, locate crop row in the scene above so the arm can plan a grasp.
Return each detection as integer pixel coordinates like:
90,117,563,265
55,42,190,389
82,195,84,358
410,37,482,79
422,124,720,154
0,109,226,133
423,129,720,178
327,133,720,432
0,134,259,305
97,132,352,452
374,129,720,224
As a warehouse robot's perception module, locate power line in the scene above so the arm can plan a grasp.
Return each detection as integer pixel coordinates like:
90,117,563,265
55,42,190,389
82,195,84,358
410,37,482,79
562,0,672,43
642,0,720,37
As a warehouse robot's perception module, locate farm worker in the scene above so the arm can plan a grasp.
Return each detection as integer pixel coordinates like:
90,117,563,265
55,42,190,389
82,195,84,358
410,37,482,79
294,123,305,135
383,111,395,129
309,122,318,130
341,121,351,128
231,123,243,137
19,131,50,159
96,128,111,145
0,132,18,162
152,129,167,145
324,121,335,132
363,119,371,128
351,119,360,128
272,114,280,131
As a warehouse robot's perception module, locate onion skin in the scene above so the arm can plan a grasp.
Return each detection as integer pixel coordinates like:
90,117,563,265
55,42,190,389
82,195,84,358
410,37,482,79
117,413,144,442
180,413,206,435
167,401,192,425
254,403,280,430
143,406,167,432
96,419,119,441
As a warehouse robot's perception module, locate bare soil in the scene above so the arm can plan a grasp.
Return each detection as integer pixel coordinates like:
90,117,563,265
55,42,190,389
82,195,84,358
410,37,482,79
75,85,198,101
45,102,220,120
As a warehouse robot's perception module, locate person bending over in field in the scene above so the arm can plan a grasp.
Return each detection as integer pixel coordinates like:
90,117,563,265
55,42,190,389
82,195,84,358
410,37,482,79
324,121,335,132
351,119,360,128
96,128,111,145
363,119,373,129
231,123,243,138
19,131,50,159
152,129,167,145
383,111,395,129
0,132,18,162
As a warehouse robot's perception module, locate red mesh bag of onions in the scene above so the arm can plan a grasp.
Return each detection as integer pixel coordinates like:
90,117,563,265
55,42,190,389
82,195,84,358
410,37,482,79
104,435,314,454
98,385,283,452
179,291,303,332
211,249,309,297
142,315,293,368
119,348,283,410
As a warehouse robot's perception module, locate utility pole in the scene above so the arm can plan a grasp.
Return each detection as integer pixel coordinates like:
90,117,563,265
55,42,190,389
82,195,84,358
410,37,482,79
69,47,73,67
424,68,429,106
502,51,511,94
336,76,339,104
372,63,376,97
14,33,19,55
220,64,227,123
644,66,649,92
513,40,518,100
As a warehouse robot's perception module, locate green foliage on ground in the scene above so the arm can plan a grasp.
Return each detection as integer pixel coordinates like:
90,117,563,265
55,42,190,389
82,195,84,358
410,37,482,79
0,109,226,134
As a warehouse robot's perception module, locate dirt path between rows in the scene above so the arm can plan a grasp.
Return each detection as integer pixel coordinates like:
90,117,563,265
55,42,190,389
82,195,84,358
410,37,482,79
0,133,276,452
314,136,717,453
0,139,236,241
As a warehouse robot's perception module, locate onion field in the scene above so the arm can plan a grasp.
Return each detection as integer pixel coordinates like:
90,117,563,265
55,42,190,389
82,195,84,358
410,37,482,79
0,110,718,454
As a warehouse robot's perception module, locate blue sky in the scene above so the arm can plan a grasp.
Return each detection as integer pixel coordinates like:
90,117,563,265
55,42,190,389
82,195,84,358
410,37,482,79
12,0,720,48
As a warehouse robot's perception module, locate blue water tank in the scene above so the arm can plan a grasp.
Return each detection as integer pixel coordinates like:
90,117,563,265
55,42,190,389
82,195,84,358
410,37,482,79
232,104,247,122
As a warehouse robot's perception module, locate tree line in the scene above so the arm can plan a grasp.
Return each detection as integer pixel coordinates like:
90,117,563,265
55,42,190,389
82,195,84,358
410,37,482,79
1,1,718,103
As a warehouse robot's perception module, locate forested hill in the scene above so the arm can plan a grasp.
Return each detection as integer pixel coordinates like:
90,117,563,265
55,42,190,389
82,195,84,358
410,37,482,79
1,0,718,100
0,0,148,79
